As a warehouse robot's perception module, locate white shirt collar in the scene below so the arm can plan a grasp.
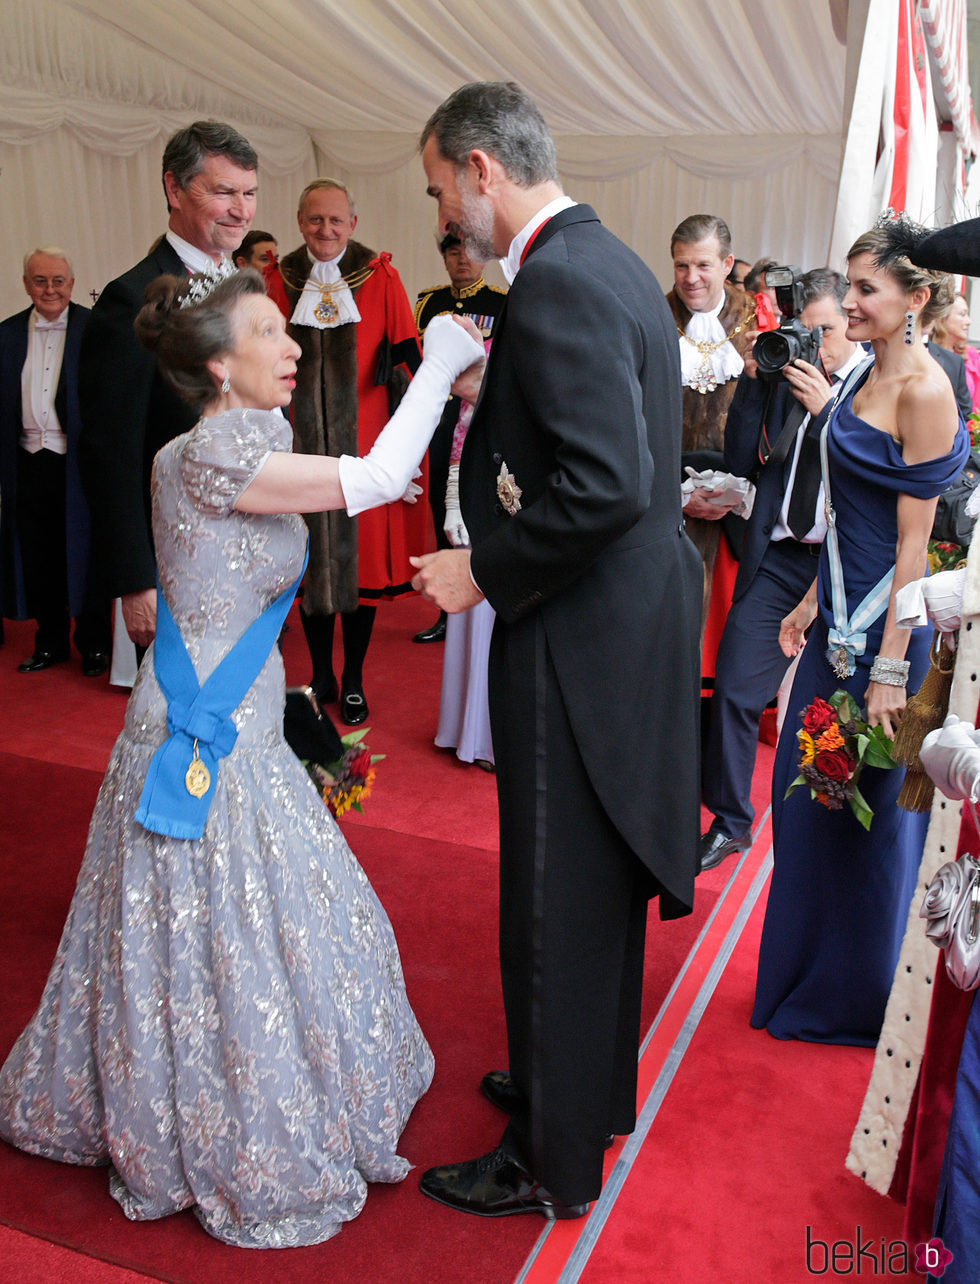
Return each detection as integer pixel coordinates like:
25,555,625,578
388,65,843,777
500,196,577,284
828,345,865,383
165,230,231,276
30,306,69,330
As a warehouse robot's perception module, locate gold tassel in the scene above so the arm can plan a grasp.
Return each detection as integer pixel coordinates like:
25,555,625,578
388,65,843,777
894,632,956,812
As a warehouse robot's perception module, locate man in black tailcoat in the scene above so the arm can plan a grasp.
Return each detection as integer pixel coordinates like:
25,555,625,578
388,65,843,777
78,120,258,652
0,248,110,673
411,82,702,1219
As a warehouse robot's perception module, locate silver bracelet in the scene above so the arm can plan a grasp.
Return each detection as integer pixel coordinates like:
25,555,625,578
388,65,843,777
869,656,910,687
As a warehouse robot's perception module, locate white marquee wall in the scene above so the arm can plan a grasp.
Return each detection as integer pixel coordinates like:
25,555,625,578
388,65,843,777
0,0,850,318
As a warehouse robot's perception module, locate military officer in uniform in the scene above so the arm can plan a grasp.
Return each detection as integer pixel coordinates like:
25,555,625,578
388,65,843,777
411,233,506,642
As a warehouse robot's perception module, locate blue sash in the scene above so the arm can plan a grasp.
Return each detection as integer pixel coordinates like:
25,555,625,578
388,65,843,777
136,546,308,839
818,356,892,679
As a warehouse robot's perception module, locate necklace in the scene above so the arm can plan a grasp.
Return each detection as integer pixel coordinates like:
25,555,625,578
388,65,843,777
677,316,751,394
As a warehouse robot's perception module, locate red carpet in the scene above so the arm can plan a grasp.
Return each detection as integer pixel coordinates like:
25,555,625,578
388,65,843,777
0,603,719,1282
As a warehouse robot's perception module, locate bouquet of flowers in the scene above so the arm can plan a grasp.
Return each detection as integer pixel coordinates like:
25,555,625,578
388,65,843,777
785,690,896,831
928,540,967,575
305,727,385,819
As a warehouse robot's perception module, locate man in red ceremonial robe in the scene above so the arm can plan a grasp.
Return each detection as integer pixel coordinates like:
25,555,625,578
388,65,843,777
280,179,422,725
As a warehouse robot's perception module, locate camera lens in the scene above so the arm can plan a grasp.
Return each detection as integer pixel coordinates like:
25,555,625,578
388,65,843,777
754,330,796,374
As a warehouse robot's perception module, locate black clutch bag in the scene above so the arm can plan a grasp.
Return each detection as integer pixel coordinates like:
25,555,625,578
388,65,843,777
283,686,343,767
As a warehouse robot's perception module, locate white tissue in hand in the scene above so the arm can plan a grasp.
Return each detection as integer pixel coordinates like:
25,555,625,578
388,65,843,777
681,468,756,518
920,715,980,801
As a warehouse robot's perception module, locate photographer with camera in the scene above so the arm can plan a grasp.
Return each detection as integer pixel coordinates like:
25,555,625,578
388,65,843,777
698,267,867,872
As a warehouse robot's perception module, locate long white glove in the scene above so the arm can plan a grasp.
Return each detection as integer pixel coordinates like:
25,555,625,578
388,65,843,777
401,469,423,505
920,715,980,802
444,463,469,547
337,315,484,515
895,568,966,646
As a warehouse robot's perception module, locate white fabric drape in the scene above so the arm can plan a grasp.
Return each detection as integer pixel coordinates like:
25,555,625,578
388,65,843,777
0,0,860,317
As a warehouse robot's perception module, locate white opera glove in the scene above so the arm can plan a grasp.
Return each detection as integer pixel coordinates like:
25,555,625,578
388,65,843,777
895,568,966,646
401,469,423,505
443,463,469,547
920,715,980,801
337,315,484,515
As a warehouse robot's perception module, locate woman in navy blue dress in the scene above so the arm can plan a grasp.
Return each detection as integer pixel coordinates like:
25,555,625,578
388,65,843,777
751,225,969,1046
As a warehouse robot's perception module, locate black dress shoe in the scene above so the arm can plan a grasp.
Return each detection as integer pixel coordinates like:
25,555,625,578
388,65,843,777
340,685,368,726
481,1070,525,1115
18,648,69,673
413,612,447,643
698,828,752,873
81,651,109,678
419,1147,589,1220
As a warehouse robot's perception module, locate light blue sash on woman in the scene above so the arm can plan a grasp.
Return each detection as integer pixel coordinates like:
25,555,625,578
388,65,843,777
819,355,892,679
136,545,308,839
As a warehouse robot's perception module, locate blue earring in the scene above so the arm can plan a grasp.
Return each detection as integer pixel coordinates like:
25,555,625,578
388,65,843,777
904,311,915,345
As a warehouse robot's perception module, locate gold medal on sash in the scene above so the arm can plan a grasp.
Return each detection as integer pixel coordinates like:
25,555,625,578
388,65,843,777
185,739,211,798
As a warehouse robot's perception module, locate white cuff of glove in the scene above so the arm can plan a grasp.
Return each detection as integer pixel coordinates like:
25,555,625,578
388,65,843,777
895,568,966,641
338,315,484,516
444,462,469,547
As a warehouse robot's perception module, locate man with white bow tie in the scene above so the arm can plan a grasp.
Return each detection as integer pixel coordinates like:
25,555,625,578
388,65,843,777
280,179,422,726
0,248,110,673
78,120,258,654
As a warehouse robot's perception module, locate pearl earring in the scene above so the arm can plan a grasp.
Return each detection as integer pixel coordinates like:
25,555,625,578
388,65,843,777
221,374,231,394
903,311,916,345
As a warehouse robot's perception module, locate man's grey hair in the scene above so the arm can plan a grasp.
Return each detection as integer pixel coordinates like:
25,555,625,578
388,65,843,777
161,120,258,211
297,178,356,218
419,82,559,188
670,215,733,258
23,246,73,277
801,267,848,313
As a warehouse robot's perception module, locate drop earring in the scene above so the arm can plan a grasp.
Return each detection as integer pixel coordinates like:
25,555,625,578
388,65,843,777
221,374,231,394
903,311,916,345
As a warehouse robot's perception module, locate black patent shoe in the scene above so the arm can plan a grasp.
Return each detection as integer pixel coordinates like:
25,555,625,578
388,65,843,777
340,685,368,726
481,1070,525,1115
413,612,447,643
18,648,69,673
419,1147,589,1220
81,651,109,678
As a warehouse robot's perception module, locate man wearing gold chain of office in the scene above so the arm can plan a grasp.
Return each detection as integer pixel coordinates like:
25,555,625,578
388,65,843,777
666,214,755,625
279,179,422,726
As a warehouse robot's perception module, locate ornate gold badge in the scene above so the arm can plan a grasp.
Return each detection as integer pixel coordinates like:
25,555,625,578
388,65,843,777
185,739,211,798
314,294,340,325
496,461,522,514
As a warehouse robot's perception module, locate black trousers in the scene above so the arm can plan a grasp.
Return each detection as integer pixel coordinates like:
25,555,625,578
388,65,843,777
490,613,652,1205
16,447,110,656
702,537,820,837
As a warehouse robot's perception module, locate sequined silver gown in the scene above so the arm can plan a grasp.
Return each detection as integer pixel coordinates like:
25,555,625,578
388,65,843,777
0,409,434,1248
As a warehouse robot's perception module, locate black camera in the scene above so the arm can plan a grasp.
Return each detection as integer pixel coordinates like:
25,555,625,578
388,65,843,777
752,265,822,382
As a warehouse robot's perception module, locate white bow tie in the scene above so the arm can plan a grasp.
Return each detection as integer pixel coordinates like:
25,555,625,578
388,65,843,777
35,319,67,331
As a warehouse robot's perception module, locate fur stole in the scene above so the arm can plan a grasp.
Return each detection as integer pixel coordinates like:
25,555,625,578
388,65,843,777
280,240,379,615
667,281,756,454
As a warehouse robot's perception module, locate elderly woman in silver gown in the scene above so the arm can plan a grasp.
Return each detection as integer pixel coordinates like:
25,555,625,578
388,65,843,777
0,270,483,1248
